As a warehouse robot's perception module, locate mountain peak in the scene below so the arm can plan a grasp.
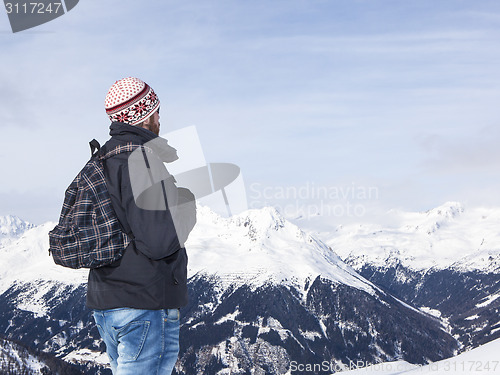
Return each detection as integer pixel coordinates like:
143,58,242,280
196,205,291,242
425,201,464,219
187,205,376,296
324,202,500,272
231,206,287,238
419,201,465,235
0,215,33,239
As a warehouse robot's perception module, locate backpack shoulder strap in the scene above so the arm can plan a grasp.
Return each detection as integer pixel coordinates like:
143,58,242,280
89,139,101,157
99,142,154,161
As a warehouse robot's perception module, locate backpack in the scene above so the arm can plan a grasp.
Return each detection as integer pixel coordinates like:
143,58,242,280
49,139,142,269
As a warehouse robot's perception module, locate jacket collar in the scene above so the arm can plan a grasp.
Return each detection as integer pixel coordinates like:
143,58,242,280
109,122,178,163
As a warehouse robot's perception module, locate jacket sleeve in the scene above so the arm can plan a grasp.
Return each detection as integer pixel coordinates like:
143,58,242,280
169,187,197,247
119,152,183,260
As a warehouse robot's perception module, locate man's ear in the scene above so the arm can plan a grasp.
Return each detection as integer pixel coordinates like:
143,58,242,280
137,117,150,129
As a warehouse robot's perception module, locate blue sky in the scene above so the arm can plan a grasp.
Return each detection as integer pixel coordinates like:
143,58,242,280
1,0,500,224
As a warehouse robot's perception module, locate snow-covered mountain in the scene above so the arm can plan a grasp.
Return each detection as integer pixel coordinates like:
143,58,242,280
318,202,500,273
0,215,34,247
0,336,47,374
0,220,88,296
177,207,457,373
1,207,376,311
0,204,493,374
305,202,500,351
0,336,81,375
186,206,377,296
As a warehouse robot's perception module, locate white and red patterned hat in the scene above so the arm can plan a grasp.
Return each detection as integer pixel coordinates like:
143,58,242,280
105,77,160,125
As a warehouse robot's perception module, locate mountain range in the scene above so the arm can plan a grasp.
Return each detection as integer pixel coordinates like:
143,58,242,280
0,202,498,374
308,202,500,351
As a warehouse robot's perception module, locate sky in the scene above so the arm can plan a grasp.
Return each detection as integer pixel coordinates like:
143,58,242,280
1,0,500,225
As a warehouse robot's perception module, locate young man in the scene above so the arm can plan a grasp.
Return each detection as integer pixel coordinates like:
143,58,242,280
88,77,196,374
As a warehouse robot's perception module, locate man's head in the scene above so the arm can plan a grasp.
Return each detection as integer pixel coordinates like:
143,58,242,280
140,108,160,136
105,77,160,133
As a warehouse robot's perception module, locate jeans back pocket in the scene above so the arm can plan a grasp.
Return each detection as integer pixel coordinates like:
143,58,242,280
114,320,151,361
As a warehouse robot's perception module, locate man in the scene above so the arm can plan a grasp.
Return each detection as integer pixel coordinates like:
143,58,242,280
88,77,196,374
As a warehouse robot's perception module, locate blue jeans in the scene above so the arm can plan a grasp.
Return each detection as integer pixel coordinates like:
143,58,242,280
93,308,180,375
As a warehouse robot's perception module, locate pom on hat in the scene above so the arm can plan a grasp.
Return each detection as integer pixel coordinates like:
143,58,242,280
105,77,160,125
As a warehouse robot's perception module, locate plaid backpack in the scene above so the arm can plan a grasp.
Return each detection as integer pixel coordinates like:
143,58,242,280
49,140,143,269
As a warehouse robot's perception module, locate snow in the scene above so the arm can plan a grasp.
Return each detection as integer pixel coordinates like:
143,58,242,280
491,327,500,336
405,337,500,374
299,328,322,341
0,222,88,296
338,360,419,374
0,215,33,237
64,348,109,366
464,314,480,321
15,281,53,318
185,206,378,297
0,206,384,323
476,292,500,308
0,206,380,300
0,215,34,246
339,338,500,374
0,221,88,318
0,338,47,374
5,202,496,306
215,310,241,325
1,204,499,373
419,306,442,318
310,202,500,273
3,202,499,294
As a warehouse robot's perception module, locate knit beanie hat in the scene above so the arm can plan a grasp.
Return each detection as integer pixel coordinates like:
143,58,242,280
105,77,160,125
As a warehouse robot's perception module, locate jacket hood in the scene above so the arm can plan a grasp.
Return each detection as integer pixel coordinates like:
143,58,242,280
109,122,178,163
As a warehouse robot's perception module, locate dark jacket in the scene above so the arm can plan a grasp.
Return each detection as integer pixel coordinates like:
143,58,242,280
86,122,195,310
